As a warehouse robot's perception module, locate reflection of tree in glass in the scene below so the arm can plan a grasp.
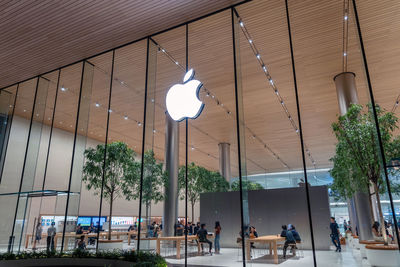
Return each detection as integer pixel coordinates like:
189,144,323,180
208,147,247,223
230,180,264,191
178,163,229,223
129,150,166,228
330,104,400,245
82,141,140,240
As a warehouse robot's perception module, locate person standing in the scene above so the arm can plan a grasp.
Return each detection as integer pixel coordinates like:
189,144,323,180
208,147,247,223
47,222,56,253
343,220,348,232
330,217,341,252
33,222,42,250
214,221,221,254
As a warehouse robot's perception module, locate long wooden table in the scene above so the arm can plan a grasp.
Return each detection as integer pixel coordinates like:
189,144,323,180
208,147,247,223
156,235,213,259
245,235,286,264
25,231,135,249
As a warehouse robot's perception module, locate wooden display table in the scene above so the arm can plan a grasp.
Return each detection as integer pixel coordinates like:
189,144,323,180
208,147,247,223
245,235,286,264
155,235,213,259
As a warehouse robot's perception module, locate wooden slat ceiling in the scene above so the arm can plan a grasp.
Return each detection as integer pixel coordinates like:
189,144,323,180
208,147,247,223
0,0,244,89
4,0,400,178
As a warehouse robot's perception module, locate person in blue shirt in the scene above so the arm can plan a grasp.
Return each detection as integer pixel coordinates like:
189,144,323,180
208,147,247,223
330,217,341,252
290,225,301,242
283,228,296,258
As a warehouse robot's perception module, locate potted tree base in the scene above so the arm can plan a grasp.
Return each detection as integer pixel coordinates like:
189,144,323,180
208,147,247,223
359,240,384,258
98,239,124,250
365,244,400,267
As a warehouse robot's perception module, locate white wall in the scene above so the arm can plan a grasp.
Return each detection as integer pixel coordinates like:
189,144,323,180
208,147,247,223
0,116,199,248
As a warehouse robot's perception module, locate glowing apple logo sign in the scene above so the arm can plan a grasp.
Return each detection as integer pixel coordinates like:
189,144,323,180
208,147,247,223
166,69,204,121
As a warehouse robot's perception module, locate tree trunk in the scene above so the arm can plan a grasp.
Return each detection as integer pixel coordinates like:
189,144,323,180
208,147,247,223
191,202,195,224
108,194,113,240
146,201,150,236
374,183,388,245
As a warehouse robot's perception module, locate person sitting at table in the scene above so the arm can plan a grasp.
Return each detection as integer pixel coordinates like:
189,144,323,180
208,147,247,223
147,222,155,238
87,223,96,245
77,235,86,251
194,222,200,235
74,223,83,248
290,225,301,242
283,227,297,259
249,226,258,248
197,223,213,255
280,225,287,238
154,225,160,237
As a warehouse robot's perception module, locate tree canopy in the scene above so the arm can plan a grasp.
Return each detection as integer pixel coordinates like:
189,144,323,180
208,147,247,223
178,162,229,222
330,104,400,199
230,180,264,191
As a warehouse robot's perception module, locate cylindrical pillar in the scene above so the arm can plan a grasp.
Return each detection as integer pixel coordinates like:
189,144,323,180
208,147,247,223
334,72,359,116
334,72,373,240
163,112,179,237
218,143,231,181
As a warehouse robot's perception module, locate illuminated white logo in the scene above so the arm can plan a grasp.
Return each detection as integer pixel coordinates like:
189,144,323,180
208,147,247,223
166,69,204,121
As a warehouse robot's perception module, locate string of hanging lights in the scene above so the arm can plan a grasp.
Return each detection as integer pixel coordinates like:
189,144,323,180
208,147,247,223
236,15,316,168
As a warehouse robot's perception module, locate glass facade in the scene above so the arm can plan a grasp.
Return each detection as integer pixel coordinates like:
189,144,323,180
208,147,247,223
0,0,399,266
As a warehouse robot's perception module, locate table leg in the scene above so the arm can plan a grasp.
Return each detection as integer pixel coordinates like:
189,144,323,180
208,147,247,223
176,240,181,259
269,242,272,254
25,234,30,248
273,241,278,264
156,239,161,254
246,239,251,261
128,234,131,245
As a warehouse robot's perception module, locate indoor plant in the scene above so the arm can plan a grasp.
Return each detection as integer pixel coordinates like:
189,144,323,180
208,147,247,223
330,104,400,266
82,141,140,247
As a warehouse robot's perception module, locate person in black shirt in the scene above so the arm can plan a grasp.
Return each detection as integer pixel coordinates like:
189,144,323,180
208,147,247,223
330,217,341,252
280,225,287,238
193,222,200,235
197,223,212,255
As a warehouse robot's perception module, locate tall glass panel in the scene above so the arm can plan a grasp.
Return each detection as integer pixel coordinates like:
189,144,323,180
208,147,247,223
357,0,400,249
41,63,83,252
236,1,315,265
96,40,146,251
185,9,245,266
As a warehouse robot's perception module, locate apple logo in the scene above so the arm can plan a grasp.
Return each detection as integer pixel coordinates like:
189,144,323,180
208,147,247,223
166,69,204,121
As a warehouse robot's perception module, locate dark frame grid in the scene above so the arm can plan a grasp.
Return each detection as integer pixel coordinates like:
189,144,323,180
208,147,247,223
1,0,399,266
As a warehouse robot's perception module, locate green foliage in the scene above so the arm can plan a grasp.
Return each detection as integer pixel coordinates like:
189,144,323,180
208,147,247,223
82,141,140,204
128,150,166,206
82,141,140,238
178,162,229,221
0,250,167,266
230,179,264,191
330,104,400,199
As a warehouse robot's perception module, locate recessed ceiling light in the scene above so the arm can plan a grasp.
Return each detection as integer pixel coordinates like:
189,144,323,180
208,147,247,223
95,102,100,107
124,115,128,120
61,87,67,91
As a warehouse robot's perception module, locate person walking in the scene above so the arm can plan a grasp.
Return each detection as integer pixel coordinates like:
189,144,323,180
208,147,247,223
214,221,221,254
330,217,341,252
33,222,42,250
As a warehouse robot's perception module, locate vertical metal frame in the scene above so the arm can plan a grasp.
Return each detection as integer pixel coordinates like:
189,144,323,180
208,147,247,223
284,0,317,265
95,50,116,251
184,22,189,265
8,77,40,252
231,7,247,266
351,0,400,247
60,61,89,252
137,37,152,251
0,83,19,183
42,69,61,190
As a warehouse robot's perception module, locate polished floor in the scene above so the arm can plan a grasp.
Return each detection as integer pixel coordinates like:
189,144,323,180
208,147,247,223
166,246,371,267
